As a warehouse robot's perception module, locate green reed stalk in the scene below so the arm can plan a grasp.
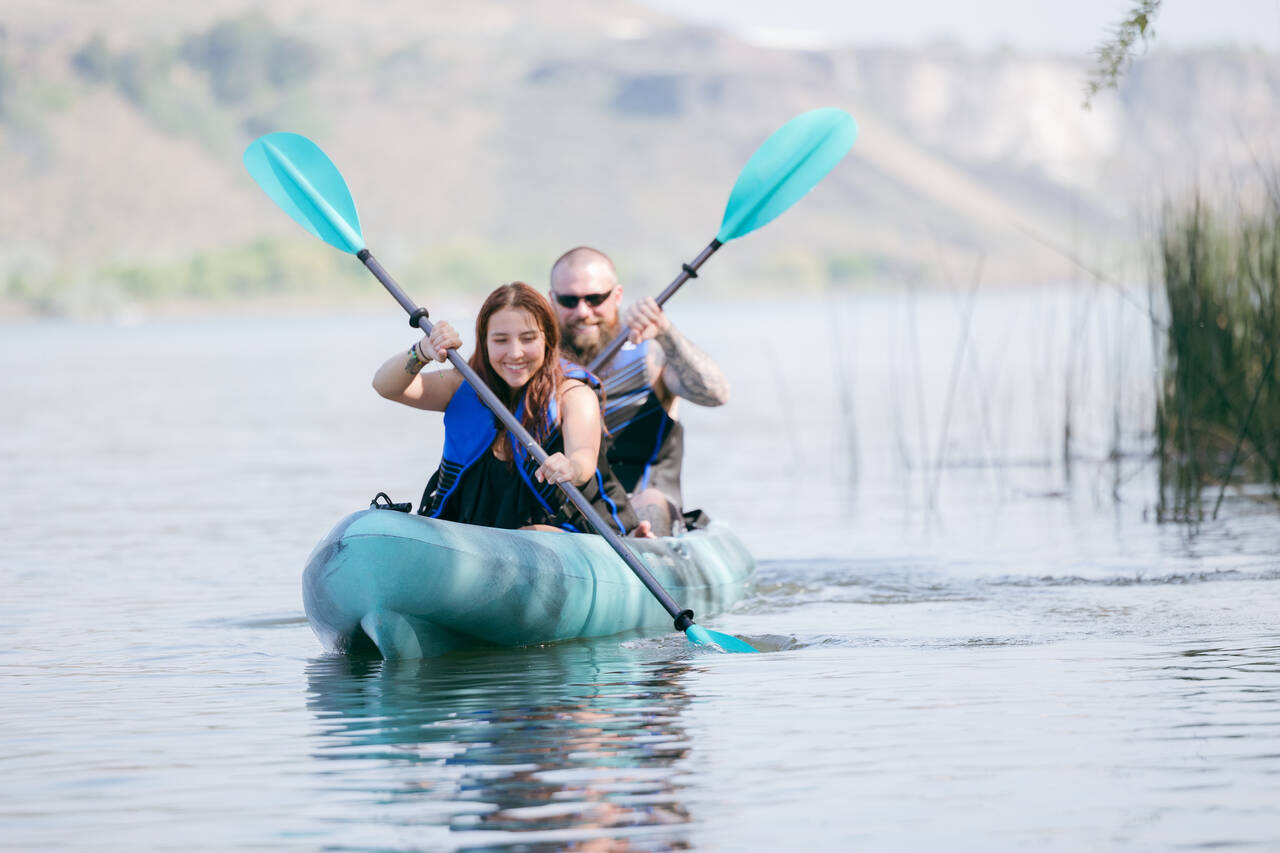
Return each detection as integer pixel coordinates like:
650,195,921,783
1156,182,1280,520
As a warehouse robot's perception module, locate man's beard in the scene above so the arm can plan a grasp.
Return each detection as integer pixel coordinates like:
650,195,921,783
562,316,620,365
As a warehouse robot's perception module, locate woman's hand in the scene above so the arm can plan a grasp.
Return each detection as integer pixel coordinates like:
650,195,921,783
534,452,579,485
420,322,462,361
371,323,466,411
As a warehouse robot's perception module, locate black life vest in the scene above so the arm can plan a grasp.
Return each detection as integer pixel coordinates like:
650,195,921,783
595,340,684,509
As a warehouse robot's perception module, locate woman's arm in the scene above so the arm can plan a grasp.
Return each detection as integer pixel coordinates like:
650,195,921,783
533,380,600,487
371,322,465,411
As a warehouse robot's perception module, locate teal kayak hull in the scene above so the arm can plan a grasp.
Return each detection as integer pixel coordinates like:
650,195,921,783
302,509,756,659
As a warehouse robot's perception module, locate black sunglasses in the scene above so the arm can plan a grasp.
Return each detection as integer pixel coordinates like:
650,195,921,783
551,288,615,309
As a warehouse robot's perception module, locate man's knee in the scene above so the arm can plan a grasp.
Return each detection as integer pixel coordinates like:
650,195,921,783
631,488,677,537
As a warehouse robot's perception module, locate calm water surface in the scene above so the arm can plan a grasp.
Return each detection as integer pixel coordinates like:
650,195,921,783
3,291,1279,851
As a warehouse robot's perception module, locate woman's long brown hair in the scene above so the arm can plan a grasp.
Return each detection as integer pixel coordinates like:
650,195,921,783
468,282,566,460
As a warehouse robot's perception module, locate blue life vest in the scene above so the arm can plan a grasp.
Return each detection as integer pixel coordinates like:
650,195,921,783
418,368,629,534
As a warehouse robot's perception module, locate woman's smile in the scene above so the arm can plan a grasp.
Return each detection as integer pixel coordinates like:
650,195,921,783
499,359,531,379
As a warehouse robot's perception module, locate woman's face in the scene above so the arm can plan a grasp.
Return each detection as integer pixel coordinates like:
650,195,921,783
485,307,545,389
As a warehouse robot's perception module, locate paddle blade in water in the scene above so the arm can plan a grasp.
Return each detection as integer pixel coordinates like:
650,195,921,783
686,624,760,653
716,108,856,244
243,132,366,254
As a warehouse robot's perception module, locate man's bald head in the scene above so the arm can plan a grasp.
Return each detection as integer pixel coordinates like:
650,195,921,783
550,246,617,289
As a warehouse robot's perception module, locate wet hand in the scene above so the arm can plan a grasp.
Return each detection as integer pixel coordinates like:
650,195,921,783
623,297,670,344
534,452,578,485
420,322,461,361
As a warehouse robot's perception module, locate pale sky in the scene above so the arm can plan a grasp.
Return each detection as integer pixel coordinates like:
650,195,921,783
633,0,1280,53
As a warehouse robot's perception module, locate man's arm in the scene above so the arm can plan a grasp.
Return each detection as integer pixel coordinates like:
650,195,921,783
653,324,730,406
624,298,730,407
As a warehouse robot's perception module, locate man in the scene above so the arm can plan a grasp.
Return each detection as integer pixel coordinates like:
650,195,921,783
549,246,730,536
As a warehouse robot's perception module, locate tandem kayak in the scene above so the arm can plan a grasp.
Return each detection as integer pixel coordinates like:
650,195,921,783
301,508,756,659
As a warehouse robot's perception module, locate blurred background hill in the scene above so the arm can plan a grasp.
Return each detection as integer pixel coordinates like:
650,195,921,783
2,0,1278,316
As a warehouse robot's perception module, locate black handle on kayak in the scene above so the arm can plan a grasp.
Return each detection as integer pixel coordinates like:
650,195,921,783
359,249,698,631
585,239,722,375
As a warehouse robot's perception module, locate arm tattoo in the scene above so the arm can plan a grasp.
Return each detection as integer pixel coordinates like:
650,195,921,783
655,325,730,406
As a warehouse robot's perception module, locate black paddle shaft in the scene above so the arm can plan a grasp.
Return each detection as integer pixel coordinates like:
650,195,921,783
586,239,722,374
357,249,697,632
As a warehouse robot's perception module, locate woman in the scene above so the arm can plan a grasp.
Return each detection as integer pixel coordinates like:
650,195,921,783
372,282,650,536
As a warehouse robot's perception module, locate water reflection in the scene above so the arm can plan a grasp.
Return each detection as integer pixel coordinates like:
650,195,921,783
305,641,699,851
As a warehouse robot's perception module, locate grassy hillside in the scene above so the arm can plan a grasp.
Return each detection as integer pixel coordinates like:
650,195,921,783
2,0,1278,316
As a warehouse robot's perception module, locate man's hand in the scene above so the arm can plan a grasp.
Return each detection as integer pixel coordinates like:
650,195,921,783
623,297,670,344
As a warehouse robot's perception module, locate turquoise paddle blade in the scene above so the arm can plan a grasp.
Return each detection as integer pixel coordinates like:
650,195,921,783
716,108,857,244
686,624,759,653
243,132,366,254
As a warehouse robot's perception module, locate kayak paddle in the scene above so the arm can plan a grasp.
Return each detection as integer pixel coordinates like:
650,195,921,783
243,132,757,654
587,107,856,373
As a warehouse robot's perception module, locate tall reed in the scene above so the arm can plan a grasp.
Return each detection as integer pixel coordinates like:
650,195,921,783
1155,183,1280,520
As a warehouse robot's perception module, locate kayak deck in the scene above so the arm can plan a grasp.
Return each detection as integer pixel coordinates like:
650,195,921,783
302,509,755,659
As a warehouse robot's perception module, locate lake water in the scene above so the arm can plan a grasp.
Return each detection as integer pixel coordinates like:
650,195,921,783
3,289,1279,851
